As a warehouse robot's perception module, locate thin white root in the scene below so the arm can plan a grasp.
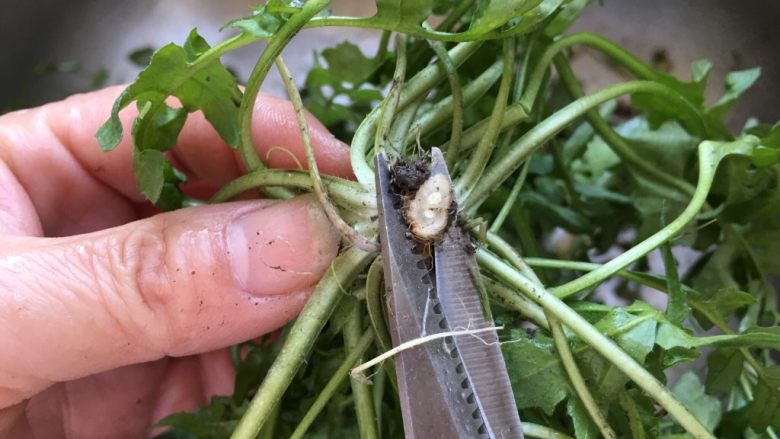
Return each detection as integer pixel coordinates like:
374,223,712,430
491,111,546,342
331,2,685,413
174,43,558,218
350,326,504,381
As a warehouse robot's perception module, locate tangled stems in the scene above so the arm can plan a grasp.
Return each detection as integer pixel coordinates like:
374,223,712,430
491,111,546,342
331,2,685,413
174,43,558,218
231,247,374,439
237,0,331,173
551,137,758,299
485,233,615,437
476,249,715,439
408,59,503,147
277,56,379,252
351,41,482,187
463,80,704,211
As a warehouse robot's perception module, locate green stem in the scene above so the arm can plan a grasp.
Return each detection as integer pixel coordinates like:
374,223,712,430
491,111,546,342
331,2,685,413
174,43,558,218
427,39,465,167
344,305,379,439
484,277,548,329
365,257,392,353
456,38,515,197
547,311,617,439
464,80,704,211
289,329,375,439
351,41,482,187
237,0,331,173
441,103,528,155
489,159,530,233
619,390,647,439
375,35,407,156
231,247,373,439
661,242,687,326
387,98,423,153
476,249,715,439
521,422,574,439
550,142,719,299
209,169,375,214
277,56,378,252
553,56,695,201
521,32,673,111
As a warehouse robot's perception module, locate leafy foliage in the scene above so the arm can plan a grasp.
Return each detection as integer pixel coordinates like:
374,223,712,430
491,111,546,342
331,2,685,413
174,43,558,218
100,0,779,438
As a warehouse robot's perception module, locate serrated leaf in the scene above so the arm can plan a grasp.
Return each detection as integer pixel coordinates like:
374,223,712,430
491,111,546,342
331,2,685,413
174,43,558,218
707,67,762,124
97,29,241,152
222,6,283,38
671,371,721,432
578,308,657,404
502,330,569,414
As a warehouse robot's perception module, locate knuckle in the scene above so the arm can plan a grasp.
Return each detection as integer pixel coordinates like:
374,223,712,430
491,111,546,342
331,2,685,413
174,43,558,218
103,217,173,352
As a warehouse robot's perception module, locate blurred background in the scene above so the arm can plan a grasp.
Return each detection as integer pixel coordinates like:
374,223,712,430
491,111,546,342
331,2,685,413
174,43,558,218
2,0,780,129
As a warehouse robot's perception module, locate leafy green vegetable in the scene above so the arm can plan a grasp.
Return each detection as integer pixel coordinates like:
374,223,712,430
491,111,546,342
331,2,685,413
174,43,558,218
99,1,780,437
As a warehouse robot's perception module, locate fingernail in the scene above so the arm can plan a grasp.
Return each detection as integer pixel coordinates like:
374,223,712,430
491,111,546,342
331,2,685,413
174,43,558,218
227,195,340,296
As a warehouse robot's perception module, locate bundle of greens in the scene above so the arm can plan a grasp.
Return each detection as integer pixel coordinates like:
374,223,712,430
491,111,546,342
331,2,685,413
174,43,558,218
96,1,780,437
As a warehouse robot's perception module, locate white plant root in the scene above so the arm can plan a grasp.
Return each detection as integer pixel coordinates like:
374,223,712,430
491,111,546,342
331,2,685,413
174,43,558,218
350,325,504,383
404,173,453,241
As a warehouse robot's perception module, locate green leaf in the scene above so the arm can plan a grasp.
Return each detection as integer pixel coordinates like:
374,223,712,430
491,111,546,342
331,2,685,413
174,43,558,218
132,100,188,152
322,42,380,85
701,287,756,323
133,149,167,202
719,379,780,436
578,308,657,404
707,67,762,123
374,0,434,27
567,397,599,439
97,29,241,152
502,330,569,414
222,6,283,38
128,46,155,67
467,0,545,35
156,396,240,438
751,145,779,167
671,371,721,432
705,348,743,395
657,322,780,351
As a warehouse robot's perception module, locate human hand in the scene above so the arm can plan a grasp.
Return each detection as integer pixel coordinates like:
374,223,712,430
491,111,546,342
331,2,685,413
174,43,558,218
0,86,351,438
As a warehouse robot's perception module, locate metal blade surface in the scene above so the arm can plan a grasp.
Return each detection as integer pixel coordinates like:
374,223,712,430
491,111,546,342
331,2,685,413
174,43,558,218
430,149,525,439
376,152,483,438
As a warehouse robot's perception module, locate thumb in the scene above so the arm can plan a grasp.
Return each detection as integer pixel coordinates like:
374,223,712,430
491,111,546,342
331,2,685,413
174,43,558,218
0,194,340,408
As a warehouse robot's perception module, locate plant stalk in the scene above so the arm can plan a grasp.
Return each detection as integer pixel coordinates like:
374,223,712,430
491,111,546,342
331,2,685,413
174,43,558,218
231,247,373,439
